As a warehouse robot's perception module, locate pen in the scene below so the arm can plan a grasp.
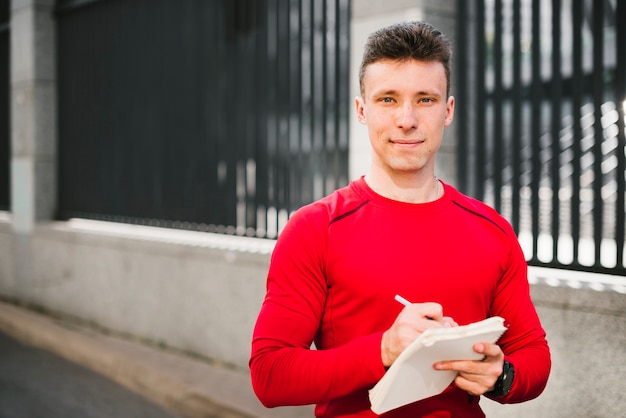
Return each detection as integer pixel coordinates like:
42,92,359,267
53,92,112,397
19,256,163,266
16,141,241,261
394,294,412,307
395,294,435,321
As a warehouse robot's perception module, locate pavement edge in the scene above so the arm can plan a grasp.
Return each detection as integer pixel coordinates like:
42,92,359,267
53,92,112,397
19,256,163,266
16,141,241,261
0,300,257,418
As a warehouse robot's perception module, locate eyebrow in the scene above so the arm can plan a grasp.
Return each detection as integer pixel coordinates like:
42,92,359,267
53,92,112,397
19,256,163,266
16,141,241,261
372,89,442,98
368,89,397,97
416,90,441,96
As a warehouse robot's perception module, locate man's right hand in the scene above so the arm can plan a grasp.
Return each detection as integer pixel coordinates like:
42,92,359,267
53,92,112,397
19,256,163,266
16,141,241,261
380,302,457,367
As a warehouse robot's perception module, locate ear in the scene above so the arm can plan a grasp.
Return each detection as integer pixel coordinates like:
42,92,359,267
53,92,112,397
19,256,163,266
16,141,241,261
355,96,367,124
444,96,455,127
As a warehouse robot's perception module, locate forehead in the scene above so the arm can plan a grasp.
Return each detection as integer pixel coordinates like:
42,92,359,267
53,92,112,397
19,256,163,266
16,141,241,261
362,59,447,97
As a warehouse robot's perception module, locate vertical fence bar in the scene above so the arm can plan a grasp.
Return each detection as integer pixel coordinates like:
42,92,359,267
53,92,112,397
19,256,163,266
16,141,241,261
456,0,468,193
570,0,583,265
265,0,278,235
202,5,219,227
510,0,521,234
244,0,259,235
300,0,313,211
322,0,330,197
224,1,239,230
493,0,503,212
591,0,604,265
311,0,324,202
325,0,339,195
236,0,247,234
550,0,562,261
475,0,486,200
288,0,302,210
337,0,350,187
254,0,269,236
276,0,290,218
302,0,313,206
615,0,626,270
530,0,541,262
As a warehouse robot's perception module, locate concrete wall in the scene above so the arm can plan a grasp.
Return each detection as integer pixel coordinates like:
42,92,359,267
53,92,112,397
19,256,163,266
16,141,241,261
0,217,273,369
11,0,57,234
482,284,626,418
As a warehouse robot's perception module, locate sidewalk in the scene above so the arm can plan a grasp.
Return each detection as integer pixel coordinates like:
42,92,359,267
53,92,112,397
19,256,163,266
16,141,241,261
0,301,313,418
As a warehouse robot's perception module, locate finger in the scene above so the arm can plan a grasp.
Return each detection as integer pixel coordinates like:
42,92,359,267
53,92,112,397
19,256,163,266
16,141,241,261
421,302,444,322
442,316,458,328
434,359,473,372
456,358,503,394
474,342,504,361
434,357,495,375
453,374,488,396
403,302,444,323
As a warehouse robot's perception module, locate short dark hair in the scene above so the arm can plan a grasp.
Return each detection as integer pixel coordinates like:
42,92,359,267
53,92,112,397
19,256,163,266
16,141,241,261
358,21,452,97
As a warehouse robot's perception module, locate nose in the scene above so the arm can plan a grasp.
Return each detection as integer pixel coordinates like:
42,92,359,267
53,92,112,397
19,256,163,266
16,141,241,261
397,102,418,130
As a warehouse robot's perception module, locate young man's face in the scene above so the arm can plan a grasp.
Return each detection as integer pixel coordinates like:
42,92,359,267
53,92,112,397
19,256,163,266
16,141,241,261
355,59,454,177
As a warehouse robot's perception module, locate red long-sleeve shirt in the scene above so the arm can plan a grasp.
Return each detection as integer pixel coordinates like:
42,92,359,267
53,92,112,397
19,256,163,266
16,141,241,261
250,178,551,417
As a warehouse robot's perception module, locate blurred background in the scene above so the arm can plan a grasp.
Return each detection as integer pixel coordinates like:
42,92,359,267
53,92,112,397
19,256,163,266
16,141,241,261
0,0,624,417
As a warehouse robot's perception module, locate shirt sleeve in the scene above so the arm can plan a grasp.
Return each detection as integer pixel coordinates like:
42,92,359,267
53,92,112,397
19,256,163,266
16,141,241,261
249,206,386,407
486,231,551,403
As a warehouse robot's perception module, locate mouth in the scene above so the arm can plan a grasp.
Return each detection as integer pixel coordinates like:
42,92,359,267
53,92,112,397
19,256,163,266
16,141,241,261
390,138,425,147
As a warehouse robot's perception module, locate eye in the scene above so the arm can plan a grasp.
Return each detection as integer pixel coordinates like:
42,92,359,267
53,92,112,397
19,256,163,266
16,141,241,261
381,97,394,103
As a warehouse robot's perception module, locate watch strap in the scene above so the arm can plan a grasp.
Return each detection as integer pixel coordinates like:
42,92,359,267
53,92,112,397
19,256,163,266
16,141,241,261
486,360,514,398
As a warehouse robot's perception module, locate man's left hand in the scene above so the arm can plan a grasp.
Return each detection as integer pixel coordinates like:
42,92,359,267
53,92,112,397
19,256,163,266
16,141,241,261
433,342,504,396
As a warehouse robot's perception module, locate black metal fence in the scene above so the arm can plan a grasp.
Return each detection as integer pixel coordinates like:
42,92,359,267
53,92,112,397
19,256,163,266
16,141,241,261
56,0,350,238
456,0,626,276
0,2,9,211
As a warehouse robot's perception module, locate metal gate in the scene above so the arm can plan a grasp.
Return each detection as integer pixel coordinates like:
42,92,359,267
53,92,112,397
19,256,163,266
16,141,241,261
56,0,350,238
456,0,626,276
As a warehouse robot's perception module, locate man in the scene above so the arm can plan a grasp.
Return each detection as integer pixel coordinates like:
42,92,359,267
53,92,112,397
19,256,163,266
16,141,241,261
250,21,551,417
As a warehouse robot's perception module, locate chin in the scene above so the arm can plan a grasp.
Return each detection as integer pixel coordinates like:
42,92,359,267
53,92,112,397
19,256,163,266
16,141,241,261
389,160,427,173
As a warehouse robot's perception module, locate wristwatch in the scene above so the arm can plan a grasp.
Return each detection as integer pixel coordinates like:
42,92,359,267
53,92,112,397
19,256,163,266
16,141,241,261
487,360,514,397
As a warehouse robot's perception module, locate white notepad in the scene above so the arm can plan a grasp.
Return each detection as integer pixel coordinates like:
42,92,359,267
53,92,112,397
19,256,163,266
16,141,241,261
369,316,507,414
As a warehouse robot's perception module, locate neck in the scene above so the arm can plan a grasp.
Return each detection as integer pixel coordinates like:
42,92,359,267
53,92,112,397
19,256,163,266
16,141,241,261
364,172,442,203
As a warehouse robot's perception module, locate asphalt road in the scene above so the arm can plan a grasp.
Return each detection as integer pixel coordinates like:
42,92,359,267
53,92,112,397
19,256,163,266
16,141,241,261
0,331,179,418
